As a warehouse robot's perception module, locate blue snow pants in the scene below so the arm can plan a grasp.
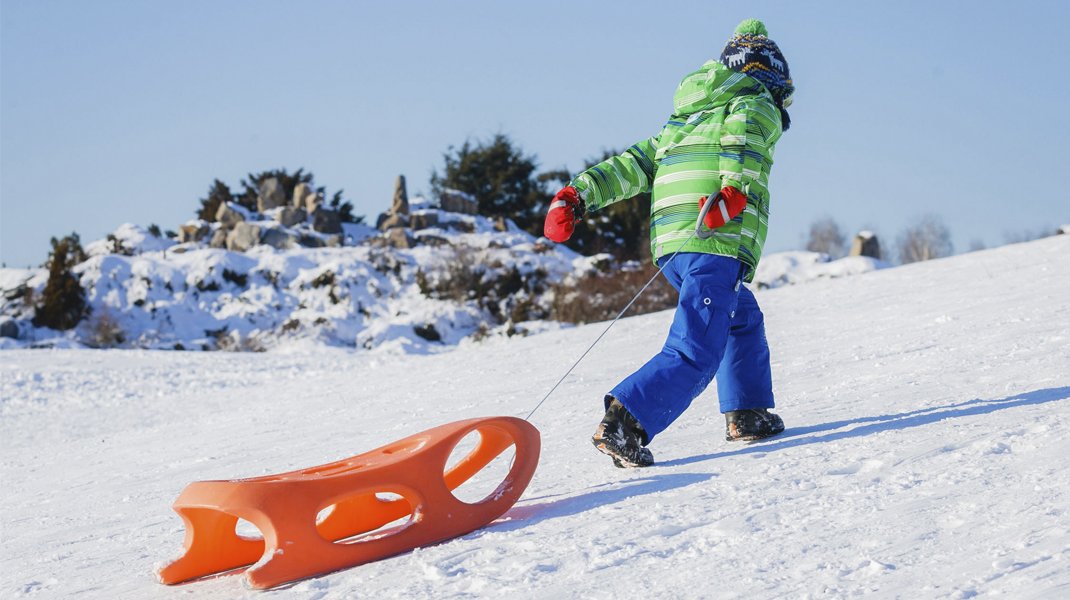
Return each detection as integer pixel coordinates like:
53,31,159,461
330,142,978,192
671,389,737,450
609,253,774,441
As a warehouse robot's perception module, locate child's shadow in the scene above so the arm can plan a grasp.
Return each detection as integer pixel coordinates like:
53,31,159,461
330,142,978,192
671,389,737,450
660,385,1070,468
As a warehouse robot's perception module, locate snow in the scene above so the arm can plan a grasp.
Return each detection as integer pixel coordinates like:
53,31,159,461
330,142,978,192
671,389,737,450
2,235,1069,599
0,268,44,291
1,219,895,353
84,223,176,257
752,250,889,290
0,213,587,352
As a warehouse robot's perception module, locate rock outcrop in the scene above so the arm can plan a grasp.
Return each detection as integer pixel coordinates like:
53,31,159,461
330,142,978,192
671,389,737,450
849,231,881,259
292,183,318,213
439,189,478,215
257,177,288,212
313,209,342,234
226,222,261,252
377,176,411,231
276,206,306,228
216,202,247,230
262,228,298,250
208,229,228,249
178,223,211,243
410,212,440,230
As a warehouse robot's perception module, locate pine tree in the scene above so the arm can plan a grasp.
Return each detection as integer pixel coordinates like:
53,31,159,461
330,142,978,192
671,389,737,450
328,189,363,224
33,233,88,330
197,179,235,222
430,134,546,231
562,149,651,262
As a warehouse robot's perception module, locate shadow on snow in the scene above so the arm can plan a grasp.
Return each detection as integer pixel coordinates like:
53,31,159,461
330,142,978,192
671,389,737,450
660,386,1070,468
478,387,1066,537
491,472,714,533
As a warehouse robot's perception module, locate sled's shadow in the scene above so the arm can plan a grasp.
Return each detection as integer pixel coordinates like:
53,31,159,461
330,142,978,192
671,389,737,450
489,472,713,533
660,386,1070,468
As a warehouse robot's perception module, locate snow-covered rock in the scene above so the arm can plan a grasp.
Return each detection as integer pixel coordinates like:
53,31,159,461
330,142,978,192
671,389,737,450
0,212,590,352
848,229,881,258
226,222,261,252
293,182,317,212
84,223,176,257
275,206,306,228
256,177,287,212
438,188,479,215
216,201,249,229
1,215,901,352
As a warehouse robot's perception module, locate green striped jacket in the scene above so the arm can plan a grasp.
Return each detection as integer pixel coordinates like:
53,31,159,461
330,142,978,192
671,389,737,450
570,60,784,282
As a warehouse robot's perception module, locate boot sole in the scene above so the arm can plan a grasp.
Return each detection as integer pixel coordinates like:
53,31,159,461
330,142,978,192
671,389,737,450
725,429,785,443
592,438,652,468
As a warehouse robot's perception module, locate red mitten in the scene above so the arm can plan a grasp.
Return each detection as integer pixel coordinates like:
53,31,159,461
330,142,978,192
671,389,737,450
543,186,583,242
698,187,748,230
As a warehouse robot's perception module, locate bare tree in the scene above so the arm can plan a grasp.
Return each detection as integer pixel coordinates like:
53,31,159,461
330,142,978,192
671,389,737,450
805,217,847,259
897,214,953,264
1003,228,1050,245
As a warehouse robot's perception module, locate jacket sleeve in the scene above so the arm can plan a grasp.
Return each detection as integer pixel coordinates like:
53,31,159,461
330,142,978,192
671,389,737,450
717,97,781,194
570,136,659,212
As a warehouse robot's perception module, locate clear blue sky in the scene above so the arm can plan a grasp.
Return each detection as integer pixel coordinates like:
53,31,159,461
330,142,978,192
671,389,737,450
2,0,1068,268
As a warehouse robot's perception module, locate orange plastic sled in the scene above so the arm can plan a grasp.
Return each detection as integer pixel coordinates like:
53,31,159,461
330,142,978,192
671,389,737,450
157,416,540,590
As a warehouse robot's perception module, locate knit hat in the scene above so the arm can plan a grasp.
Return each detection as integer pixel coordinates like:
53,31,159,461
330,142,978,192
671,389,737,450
719,19,794,130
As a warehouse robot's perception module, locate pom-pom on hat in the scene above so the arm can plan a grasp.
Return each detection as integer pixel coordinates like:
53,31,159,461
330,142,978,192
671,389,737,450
719,19,794,129
734,18,769,37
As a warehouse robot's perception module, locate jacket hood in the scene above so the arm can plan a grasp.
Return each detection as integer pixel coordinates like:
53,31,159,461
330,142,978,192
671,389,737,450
672,60,773,116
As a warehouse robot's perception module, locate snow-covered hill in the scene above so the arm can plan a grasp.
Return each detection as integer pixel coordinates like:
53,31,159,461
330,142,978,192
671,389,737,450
0,214,888,353
752,250,888,290
2,235,1068,599
0,212,599,352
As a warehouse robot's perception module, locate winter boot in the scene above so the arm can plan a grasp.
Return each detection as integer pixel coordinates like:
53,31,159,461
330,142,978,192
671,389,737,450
592,396,654,468
725,408,785,442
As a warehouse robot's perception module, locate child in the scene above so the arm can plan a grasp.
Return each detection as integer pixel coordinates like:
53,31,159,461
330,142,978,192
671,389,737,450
544,19,793,467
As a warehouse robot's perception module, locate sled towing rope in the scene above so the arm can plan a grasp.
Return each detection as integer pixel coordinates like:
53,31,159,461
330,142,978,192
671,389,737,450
157,203,716,590
523,195,717,420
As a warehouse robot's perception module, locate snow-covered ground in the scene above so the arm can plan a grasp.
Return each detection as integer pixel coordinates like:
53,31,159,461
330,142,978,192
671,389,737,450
752,250,888,290
2,235,1069,599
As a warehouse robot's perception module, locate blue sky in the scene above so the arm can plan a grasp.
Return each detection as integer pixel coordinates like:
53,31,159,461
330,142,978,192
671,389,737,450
2,0,1068,268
